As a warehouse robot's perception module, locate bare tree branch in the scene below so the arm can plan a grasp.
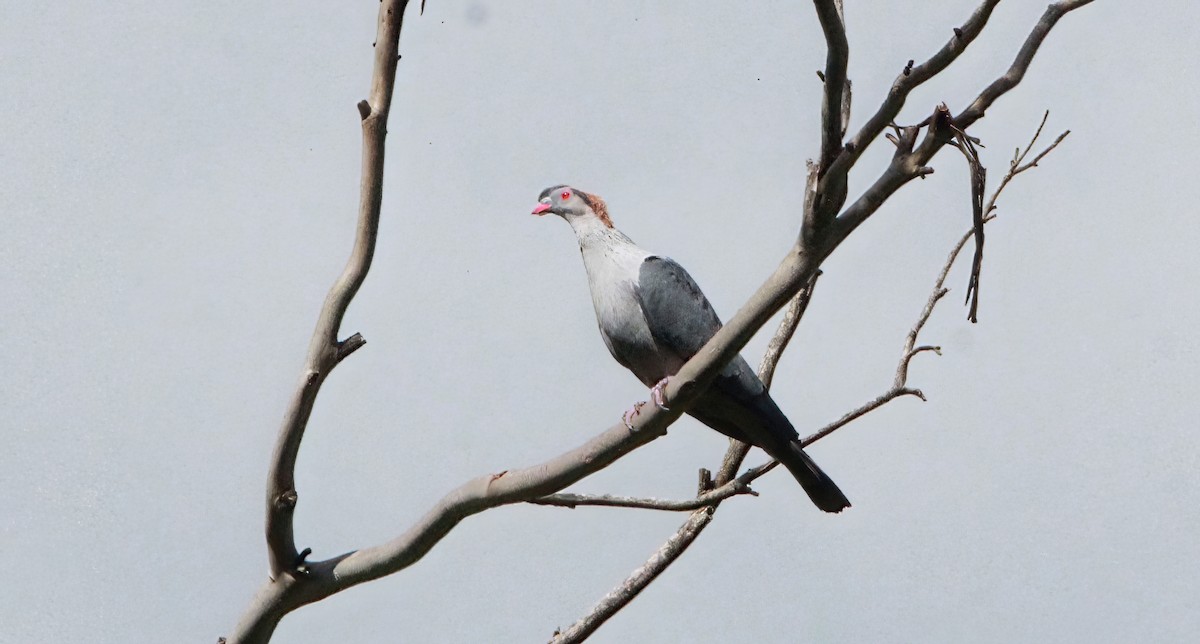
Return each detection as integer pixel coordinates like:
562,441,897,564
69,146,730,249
261,0,413,580
548,509,714,644
716,268,823,484
951,123,988,322
989,111,1070,213
527,272,815,513
227,1,410,641
811,0,1002,228
829,1,1092,248
956,0,1097,126
806,116,1069,450
806,118,1070,450
843,0,1000,160
815,0,850,171
529,481,758,512
553,106,1073,643
229,2,1087,641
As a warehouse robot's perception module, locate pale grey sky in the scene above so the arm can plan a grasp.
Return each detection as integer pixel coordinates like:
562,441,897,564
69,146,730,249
2,2,1197,643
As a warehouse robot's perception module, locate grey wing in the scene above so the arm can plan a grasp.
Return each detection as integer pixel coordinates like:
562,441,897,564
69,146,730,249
637,255,793,441
636,256,723,360
636,258,848,511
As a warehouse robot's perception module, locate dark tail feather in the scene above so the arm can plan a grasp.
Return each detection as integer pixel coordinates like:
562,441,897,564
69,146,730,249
780,442,851,513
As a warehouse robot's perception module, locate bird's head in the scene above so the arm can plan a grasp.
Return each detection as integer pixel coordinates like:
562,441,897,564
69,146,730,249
531,185,613,227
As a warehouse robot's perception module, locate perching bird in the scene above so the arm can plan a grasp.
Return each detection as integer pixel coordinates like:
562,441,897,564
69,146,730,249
532,185,850,513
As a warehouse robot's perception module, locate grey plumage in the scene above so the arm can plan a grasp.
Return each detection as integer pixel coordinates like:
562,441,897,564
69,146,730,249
533,185,850,513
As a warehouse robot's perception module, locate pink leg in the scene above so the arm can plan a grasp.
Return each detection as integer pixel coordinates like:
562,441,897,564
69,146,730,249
650,377,670,411
622,401,647,431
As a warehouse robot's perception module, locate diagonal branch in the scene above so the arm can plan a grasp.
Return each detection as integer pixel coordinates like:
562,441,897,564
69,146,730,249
716,268,822,485
527,272,821,515
552,106,1074,643
842,0,1000,161
548,274,823,644
988,110,1070,216
810,0,1002,229
756,116,1070,476
956,0,1097,127
829,0,1092,248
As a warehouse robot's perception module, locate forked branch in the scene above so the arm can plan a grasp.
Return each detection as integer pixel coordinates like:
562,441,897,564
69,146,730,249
228,1,1088,642
553,104,1074,644
227,1,410,641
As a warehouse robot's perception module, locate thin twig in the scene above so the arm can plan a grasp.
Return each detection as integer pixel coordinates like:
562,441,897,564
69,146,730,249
1016,129,1070,174
530,481,758,512
987,111,1070,216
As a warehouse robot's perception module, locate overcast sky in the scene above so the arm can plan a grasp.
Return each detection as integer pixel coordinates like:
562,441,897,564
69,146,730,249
3,1,1198,643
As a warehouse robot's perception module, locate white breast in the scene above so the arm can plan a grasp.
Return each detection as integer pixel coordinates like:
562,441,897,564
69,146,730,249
576,227,681,384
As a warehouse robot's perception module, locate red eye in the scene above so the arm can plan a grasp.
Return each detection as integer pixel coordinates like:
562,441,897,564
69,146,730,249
560,190,571,200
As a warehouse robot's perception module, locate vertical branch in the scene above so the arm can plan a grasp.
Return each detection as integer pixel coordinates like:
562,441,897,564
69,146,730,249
952,128,987,322
229,3,412,643
264,0,409,580
811,0,852,229
815,0,850,171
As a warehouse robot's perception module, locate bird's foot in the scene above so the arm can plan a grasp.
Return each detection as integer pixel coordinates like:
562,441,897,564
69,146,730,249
622,401,647,431
650,377,671,411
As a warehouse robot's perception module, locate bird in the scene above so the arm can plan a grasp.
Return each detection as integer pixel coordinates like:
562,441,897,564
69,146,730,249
531,185,850,513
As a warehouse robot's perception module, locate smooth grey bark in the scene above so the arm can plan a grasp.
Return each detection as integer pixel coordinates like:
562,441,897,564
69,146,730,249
224,1,1094,642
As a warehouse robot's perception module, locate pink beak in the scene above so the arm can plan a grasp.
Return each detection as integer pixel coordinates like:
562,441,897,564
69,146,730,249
531,203,552,215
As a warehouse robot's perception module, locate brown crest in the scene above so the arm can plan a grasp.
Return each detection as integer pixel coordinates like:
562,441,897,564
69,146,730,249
579,191,613,228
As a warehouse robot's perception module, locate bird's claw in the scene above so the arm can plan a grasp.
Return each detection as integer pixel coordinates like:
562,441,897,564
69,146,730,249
622,379,670,430
622,401,646,431
651,377,670,411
